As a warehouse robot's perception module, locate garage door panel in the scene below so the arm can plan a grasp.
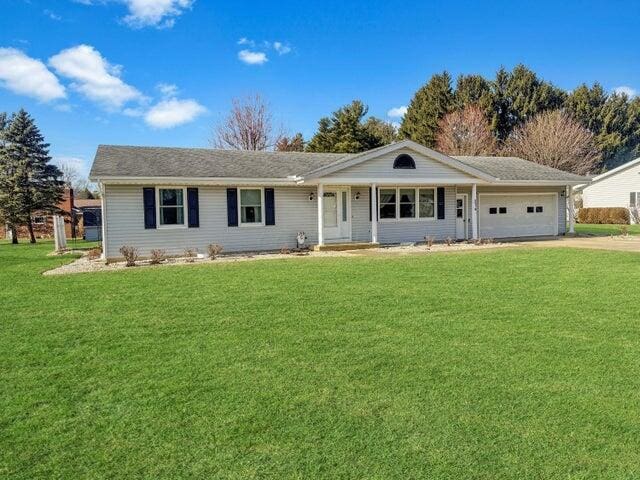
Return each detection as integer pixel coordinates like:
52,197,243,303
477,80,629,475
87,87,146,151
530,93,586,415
479,194,557,238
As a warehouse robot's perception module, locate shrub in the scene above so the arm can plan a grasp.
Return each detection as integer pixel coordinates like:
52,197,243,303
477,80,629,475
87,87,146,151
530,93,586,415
483,238,494,245
149,249,166,265
445,237,454,246
184,248,197,263
424,235,434,249
207,243,223,260
619,225,629,236
577,207,629,225
280,245,291,255
87,247,102,260
119,245,138,267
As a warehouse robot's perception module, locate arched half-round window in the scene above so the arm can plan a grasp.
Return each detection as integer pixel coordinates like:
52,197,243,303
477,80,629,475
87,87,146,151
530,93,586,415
393,154,416,169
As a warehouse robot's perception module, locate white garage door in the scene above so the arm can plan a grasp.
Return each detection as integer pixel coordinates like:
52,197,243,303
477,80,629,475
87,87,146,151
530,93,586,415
479,194,558,238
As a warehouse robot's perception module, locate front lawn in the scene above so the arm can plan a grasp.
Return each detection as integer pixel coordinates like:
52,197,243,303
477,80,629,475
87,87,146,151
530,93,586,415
1,243,640,479
575,223,640,236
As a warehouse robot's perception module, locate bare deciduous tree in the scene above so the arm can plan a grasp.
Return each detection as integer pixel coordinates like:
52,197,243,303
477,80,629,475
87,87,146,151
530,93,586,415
275,133,304,152
57,161,80,188
212,94,283,150
436,105,497,155
502,109,601,175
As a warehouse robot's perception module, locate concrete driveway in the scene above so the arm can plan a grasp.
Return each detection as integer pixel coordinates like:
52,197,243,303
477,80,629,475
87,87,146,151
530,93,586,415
519,235,640,252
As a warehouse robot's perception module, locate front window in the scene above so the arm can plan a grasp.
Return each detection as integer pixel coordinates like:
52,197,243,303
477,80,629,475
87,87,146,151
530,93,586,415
240,188,263,224
32,216,47,225
399,189,415,218
379,187,435,220
159,188,185,226
419,189,435,218
379,189,397,219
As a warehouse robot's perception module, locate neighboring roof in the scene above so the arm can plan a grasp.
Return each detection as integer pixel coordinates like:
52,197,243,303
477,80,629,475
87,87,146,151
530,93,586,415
90,142,590,184
74,199,102,209
90,145,352,179
574,156,640,192
453,156,589,183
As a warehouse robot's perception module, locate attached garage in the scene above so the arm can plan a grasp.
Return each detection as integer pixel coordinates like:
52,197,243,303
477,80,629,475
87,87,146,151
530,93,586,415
478,193,558,238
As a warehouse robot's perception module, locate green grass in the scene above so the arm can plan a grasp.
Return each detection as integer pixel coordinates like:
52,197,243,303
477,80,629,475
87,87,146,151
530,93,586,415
2,242,640,479
575,223,640,236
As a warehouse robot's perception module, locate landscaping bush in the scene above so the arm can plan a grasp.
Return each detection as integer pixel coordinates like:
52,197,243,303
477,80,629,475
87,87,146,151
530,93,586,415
149,249,166,265
207,243,223,260
424,235,434,249
577,207,629,225
119,246,138,267
87,247,102,260
184,248,197,263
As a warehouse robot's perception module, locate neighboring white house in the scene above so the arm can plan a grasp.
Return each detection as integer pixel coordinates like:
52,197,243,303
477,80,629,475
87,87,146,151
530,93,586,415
575,156,640,221
89,140,589,261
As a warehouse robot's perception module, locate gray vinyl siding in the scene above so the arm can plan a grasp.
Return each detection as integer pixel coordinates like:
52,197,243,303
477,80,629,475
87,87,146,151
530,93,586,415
321,148,475,182
458,185,567,236
377,186,456,243
104,185,318,259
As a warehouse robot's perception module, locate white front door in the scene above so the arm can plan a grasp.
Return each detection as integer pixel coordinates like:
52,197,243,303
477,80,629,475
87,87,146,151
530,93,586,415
323,188,351,241
456,194,468,240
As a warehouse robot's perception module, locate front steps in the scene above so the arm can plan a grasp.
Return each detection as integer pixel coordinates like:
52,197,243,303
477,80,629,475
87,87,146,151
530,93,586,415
313,242,380,252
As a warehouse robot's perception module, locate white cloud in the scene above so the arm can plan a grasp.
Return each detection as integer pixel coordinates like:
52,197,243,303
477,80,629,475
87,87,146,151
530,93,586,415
122,0,193,28
0,48,66,102
613,86,637,98
273,41,291,55
44,9,62,21
237,37,255,46
387,106,408,118
238,49,268,65
144,98,206,128
157,82,178,97
49,44,141,109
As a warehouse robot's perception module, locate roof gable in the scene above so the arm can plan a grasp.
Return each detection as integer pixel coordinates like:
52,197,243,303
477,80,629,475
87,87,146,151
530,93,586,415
302,140,497,182
575,156,640,191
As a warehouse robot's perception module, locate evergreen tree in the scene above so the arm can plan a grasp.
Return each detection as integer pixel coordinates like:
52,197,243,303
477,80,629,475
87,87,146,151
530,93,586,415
505,64,565,128
307,100,384,153
454,74,493,112
0,109,64,243
489,67,513,140
363,117,398,145
399,71,453,147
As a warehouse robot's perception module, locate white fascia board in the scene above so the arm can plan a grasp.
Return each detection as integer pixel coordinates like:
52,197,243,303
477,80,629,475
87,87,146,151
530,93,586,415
298,177,491,186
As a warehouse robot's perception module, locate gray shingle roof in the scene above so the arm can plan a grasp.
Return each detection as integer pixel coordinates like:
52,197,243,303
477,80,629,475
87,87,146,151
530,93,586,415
453,156,588,182
90,145,353,179
90,144,589,183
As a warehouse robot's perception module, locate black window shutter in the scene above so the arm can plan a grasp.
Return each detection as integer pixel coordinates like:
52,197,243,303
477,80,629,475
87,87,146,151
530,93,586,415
437,187,445,220
143,187,156,229
369,187,372,221
227,188,238,227
265,188,275,225
187,188,199,228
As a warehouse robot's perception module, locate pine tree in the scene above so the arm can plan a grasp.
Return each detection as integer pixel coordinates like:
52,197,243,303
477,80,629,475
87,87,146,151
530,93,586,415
454,74,493,111
506,64,565,127
0,109,64,243
399,72,453,147
488,67,513,140
363,117,398,145
306,101,384,153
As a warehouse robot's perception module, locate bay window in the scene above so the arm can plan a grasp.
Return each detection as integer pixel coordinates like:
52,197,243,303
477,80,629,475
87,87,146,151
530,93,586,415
379,187,436,220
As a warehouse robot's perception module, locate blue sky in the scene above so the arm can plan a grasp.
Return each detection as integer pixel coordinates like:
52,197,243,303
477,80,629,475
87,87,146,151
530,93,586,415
1,0,639,179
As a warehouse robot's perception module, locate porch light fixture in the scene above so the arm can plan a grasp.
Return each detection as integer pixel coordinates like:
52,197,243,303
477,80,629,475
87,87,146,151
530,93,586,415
354,192,361,200
308,192,315,201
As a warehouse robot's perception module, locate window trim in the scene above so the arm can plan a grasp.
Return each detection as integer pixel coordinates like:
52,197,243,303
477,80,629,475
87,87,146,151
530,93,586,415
156,186,188,229
238,187,265,227
377,186,436,222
